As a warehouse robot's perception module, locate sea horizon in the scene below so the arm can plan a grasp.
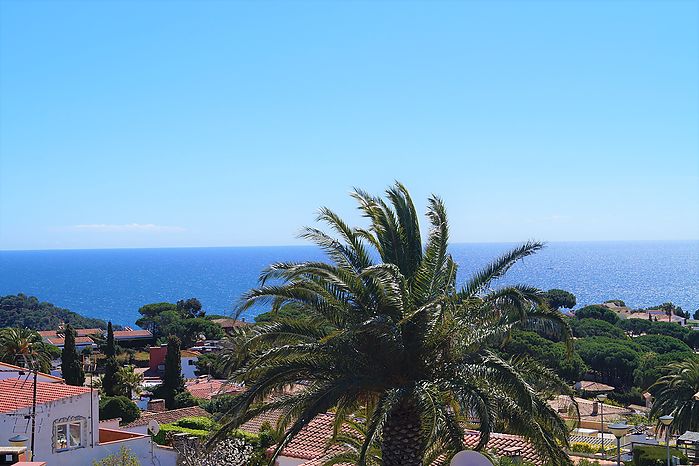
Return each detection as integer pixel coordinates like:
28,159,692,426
1,240,697,327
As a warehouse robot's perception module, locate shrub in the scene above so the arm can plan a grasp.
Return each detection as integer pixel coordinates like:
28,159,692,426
575,305,619,324
202,393,241,418
152,416,219,445
99,396,140,425
92,446,140,465
632,445,687,466
174,416,217,430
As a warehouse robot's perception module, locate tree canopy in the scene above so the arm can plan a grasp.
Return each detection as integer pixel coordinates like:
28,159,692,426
0,294,106,330
543,289,576,311
574,305,619,324
136,299,223,345
61,324,85,386
569,318,625,339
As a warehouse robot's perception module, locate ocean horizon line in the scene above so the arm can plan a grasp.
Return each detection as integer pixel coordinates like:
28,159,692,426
2,238,698,253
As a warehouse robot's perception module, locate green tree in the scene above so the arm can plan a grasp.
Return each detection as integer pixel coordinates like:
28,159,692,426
61,324,85,386
569,319,625,339
210,183,573,465
649,357,699,434
135,302,177,337
103,321,119,396
575,337,642,387
162,335,184,408
0,294,107,330
502,330,587,382
574,305,619,324
115,365,144,398
634,334,692,354
633,351,695,390
99,396,141,424
0,327,57,372
544,289,576,311
177,298,205,318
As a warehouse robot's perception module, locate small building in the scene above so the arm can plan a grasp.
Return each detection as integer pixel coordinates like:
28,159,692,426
211,318,249,335
575,380,615,395
44,336,97,352
0,378,176,465
112,328,153,348
0,362,65,384
148,345,200,380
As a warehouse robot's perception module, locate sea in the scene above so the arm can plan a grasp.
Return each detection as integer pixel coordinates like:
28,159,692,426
0,241,697,326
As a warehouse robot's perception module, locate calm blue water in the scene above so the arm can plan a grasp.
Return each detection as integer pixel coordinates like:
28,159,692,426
1,241,697,326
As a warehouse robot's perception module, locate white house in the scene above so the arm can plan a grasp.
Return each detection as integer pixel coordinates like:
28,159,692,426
0,378,176,466
0,361,65,384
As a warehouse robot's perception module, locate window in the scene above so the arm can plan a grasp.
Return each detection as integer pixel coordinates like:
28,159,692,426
54,420,82,451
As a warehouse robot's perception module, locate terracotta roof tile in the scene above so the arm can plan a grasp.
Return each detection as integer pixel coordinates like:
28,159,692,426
123,406,209,428
212,318,250,329
240,409,284,434
0,379,90,413
45,336,95,346
185,379,244,400
113,330,153,339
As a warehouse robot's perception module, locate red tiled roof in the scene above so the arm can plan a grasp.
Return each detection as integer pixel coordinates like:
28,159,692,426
185,379,244,400
577,380,615,392
45,336,95,346
123,405,209,428
75,328,102,337
38,330,58,338
240,409,284,434
277,413,542,466
113,330,152,339
549,395,632,422
0,379,90,413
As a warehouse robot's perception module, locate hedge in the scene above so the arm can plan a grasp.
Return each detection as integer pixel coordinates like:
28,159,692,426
632,445,687,466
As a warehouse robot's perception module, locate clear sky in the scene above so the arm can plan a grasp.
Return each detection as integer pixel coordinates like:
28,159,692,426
1,0,697,250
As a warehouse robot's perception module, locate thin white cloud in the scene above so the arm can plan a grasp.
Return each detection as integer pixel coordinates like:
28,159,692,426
69,223,186,233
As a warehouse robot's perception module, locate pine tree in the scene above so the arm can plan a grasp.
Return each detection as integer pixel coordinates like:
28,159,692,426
103,321,118,396
162,335,184,408
61,324,85,386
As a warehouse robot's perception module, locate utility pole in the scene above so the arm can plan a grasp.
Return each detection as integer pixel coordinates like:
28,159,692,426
30,368,37,461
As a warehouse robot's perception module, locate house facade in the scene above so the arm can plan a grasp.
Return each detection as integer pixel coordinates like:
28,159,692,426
0,379,176,466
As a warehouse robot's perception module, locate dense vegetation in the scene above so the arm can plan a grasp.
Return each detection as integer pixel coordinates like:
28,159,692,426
0,294,107,330
135,298,224,346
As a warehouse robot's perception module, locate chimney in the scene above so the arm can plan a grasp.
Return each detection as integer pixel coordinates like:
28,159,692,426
148,399,166,412
591,401,599,416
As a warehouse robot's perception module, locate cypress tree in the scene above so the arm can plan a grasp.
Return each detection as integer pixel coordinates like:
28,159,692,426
61,324,85,386
103,321,118,396
162,335,184,408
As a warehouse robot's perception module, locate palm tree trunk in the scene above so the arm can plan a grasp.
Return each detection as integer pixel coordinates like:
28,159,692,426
381,397,426,466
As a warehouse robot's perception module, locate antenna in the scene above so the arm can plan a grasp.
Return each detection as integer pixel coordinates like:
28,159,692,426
147,420,160,436
450,450,493,466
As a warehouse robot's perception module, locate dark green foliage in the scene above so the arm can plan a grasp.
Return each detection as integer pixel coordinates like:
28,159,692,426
254,304,316,323
544,289,576,311
202,393,241,419
162,335,184,408
618,318,653,336
99,396,140,424
633,351,695,389
574,305,619,324
173,390,199,408
194,353,226,379
0,294,106,330
176,298,204,318
106,321,115,356
103,356,120,396
569,319,625,339
649,357,699,433
135,300,222,345
635,334,692,354
694,309,699,320
632,445,687,466
61,324,85,386
503,331,587,381
575,337,642,387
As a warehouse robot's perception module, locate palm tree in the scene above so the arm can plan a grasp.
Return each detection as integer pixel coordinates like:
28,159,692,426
115,365,144,398
650,357,699,433
211,182,573,465
0,327,55,372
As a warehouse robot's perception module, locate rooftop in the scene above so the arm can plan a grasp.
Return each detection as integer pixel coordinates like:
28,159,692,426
576,380,615,392
0,361,64,382
211,318,250,329
45,336,95,346
113,329,153,339
0,379,90,413
185,379,245,399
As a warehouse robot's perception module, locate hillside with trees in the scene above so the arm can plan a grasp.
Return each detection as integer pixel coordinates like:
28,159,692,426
0,294,107,330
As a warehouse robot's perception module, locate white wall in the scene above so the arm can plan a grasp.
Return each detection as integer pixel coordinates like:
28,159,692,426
181,356,198,380
0,390,175,466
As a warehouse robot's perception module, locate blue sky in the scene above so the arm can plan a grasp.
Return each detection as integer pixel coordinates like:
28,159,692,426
1,1,697,250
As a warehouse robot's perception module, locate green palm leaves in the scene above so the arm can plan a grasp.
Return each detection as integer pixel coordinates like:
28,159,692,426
0,327,54,372
213,182,573,466
650,357,699,434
